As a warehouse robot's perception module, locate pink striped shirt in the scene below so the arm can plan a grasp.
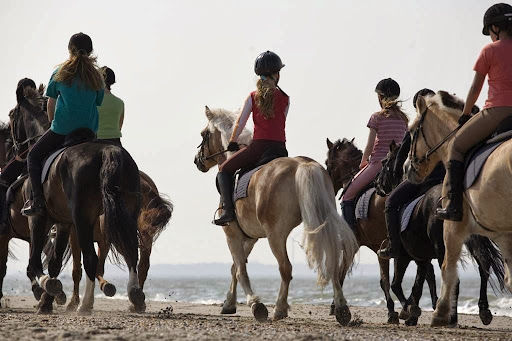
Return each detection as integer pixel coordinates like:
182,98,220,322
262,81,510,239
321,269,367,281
367,112,407,162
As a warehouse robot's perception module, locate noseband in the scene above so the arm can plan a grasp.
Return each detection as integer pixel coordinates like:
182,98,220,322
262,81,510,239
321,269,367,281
409,105,462,172
197,129,228,165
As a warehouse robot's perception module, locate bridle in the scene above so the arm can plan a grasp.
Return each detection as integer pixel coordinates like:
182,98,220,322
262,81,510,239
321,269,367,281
197,129,229,166
409,105,462,172
10,99,44,159
327,147,361,189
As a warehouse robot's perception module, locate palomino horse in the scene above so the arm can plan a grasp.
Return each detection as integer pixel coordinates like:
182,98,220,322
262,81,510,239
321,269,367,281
326,137,438,325
11,86,145,313
406,90,512,326
194,107,358,325
376,140,506,326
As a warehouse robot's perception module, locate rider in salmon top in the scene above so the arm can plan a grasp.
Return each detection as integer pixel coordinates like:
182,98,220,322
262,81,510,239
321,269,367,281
436,3,512,221
22,32,105,217
340,78,408,229
214,51,289,226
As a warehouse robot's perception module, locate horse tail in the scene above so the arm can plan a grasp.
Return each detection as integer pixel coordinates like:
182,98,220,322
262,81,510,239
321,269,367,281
138,177,173,248
100,146,140,265
295,161,358,287
465,235,509,294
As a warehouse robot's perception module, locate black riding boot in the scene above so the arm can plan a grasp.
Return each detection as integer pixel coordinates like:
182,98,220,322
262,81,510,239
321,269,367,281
377,208,401,259
340,201,356,231
214,171,236,226
436,160,465,221
21,183,46,217
0,183,9,235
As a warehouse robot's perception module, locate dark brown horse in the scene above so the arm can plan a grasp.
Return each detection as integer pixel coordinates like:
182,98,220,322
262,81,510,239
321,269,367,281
326,137,438,325
11,86,144,314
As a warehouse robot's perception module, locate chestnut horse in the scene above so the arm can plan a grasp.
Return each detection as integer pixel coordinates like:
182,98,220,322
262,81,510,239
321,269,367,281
194,107,358,325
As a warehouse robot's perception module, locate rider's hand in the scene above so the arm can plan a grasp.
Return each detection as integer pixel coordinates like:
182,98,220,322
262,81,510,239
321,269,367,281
227,142,239,152
458,114,470,126
359,160,368,170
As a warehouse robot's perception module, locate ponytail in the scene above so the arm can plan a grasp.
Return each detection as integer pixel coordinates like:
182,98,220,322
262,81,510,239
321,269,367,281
255,78,276,119
54,48,104,91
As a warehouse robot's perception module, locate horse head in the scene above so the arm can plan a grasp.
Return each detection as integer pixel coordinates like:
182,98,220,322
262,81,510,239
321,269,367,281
194,106,252,172
9,84,49,156
374,140,401,196
325,137,362,195
0,121,11,168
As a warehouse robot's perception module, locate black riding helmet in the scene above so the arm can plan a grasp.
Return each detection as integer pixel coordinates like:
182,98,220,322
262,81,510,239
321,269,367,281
254,51,285,76
68,32,93,55
17,78,36,90
375,78,400,98
482,3,512,36
413,88,435,109
102,67,116,88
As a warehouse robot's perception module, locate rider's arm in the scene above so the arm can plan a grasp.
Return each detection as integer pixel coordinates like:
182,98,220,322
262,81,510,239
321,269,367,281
47,97,56,123
361,128,377,169
462,72,486,116
229,95,252,143
119,109,124,130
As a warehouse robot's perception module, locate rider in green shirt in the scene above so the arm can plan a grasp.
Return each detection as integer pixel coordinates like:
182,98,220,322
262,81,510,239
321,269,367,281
97,67,124,146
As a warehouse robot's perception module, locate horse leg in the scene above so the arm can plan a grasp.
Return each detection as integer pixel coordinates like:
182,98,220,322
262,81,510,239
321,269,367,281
0,236,9,307
377,256,398,324
96,218,116,298
431,220,466,327
404,261,429,326
391,253,412,320
268,234,292,320
47,225,70,306
66,228,82,312
221,238,257,315
29,215,62,298
36,291,55,314
137,232,152,290
475,256,492,325
425,262,438,310
225,228,267,322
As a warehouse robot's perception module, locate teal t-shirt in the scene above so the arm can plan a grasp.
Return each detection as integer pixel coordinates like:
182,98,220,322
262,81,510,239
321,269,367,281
46,69,104,135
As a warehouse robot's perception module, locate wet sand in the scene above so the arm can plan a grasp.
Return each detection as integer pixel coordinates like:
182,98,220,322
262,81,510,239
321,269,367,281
1,295,511,340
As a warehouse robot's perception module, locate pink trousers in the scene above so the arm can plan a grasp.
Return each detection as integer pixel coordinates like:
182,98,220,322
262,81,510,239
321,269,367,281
341,161,382,201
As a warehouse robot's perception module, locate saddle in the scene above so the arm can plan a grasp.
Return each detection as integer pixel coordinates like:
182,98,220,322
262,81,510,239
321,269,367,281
229,145,288,203
41,128,97,183
463,117,512,189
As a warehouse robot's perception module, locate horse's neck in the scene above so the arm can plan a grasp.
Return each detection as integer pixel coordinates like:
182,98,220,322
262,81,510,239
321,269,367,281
24,114,47,139
427,111,457,144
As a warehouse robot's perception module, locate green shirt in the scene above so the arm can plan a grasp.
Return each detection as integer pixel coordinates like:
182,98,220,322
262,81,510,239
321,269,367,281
97,93,124,139
46,69,104,135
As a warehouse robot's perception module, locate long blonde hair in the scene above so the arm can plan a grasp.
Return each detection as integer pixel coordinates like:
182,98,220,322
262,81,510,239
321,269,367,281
378,96,409,124
254,78,276,119
54,47,104,91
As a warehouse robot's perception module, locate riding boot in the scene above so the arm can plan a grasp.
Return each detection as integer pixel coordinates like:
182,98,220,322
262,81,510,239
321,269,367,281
340,201,356,231
0,183,10,235
377,208,401,260
21,183,46,217
214,171,236,226
436,160,465,221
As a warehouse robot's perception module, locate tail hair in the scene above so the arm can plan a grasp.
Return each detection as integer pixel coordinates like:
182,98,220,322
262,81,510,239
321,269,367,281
295,161,358,287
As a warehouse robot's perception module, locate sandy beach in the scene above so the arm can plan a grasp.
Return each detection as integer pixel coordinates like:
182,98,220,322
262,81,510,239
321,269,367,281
0,296,511,340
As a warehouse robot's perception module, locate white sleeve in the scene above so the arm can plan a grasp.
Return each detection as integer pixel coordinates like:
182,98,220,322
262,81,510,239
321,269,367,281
233,95,252,140
284,97,290,117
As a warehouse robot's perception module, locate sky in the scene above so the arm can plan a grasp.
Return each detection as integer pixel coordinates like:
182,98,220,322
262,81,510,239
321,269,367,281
0,0,496,274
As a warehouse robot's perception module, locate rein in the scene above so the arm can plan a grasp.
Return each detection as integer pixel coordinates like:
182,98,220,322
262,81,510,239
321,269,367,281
409,106,462,170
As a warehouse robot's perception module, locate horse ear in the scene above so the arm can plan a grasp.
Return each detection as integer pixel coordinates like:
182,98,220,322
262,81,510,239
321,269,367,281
38,83,45,95
416,96,427,115
205,106,214,120
326,138,333,149
389,140,396,151
351,137,355,144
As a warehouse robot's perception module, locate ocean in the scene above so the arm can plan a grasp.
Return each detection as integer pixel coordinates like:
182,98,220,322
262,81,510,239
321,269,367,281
3,263,511,317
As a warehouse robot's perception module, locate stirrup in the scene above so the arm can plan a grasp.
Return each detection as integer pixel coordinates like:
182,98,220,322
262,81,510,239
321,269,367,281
212,207,235,226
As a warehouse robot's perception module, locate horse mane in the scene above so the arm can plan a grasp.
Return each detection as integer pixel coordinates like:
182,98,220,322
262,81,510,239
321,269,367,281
208,107,253,147
0,121,10,140
24,85,47,111
330,138,363,162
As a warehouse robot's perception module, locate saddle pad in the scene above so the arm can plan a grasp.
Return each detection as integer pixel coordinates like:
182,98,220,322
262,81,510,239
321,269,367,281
41,147,66,184
355,187,376,221
6,174,28,206
464,142,502,189
400,194,425,232
233,165,265,202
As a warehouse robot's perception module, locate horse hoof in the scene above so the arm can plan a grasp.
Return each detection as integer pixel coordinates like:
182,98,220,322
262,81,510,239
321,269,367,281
329,302,335,316
128,288,145,312
220,306,236,314
36,305,53,315
405,317,418,326
479,309,493,326
408,305,421,318
399,308,410,320
273,311,288,321
103,283,116,297
32,285,44,301
387,312,399,324
431,314,451,327
66,302,79,312
55,291,67,305
335,305,351,326
44,278,63,297
77,307,92,316
251,303,268,322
